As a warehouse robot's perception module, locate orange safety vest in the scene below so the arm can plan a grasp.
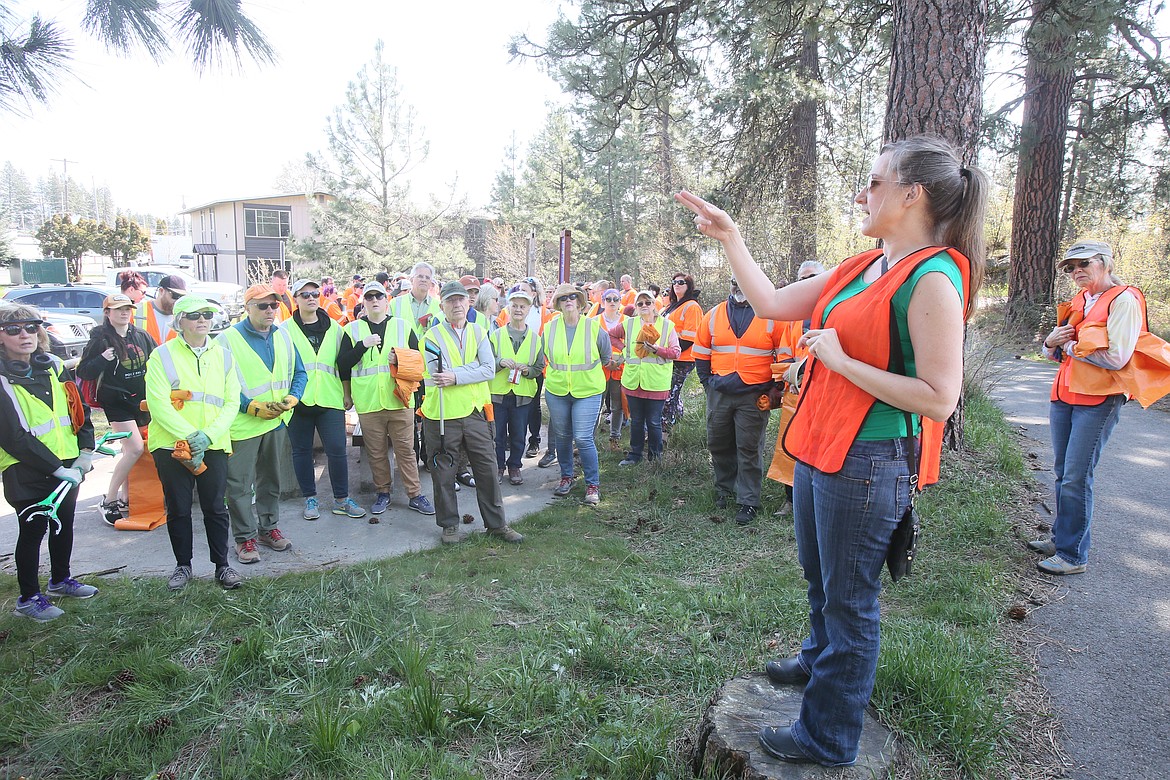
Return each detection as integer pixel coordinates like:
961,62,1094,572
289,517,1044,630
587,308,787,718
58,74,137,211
319,295,347,324
137,302,177,344
621,288,637,308
1051,285,1144,406
783,246,971,486
667,299,703,362
694,301,780,385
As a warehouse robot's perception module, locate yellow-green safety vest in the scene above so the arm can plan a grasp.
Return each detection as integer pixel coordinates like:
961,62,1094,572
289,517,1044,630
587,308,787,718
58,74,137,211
0,357,78,471
282,317,344,409
543,316,606,398
420,322,491,420
146,339,237,453
390,294,441,339
347,317,413,413
489,326,539,398
620,315,675,393
219,326,295,441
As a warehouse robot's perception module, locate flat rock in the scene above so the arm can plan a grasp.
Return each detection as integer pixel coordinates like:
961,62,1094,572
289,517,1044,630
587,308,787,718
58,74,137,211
690,673,896,778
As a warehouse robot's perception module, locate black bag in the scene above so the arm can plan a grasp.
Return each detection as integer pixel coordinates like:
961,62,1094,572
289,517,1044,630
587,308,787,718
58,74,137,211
886,303,921,583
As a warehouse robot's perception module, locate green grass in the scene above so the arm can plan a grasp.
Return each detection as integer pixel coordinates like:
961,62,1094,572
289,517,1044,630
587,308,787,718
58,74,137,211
0,379,1032,779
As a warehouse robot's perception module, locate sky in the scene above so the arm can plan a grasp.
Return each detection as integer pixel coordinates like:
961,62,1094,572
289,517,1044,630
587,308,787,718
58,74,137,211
1,0,567,217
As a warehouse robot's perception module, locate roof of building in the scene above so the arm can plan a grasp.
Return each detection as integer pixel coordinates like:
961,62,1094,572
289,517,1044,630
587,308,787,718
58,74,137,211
180,191,334,215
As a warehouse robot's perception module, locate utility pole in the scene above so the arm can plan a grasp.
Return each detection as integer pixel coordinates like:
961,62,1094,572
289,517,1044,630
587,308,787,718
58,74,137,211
50,157,79,215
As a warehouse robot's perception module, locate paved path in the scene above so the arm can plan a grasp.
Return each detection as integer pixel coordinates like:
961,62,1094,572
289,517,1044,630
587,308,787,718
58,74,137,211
987,356,1170,780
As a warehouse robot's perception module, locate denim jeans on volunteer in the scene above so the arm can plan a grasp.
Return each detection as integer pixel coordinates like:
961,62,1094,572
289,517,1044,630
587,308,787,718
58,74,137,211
494,393,530,470
287,405,350,499
1049,395,1124,565
626,395,665,461
545,391,603,485
789,438,912,766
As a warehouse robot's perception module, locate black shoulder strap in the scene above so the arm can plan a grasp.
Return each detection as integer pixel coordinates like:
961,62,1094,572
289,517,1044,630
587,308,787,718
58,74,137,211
888,307,919,499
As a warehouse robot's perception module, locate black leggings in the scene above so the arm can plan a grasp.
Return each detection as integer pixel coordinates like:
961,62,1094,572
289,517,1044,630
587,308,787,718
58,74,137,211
10,488,78,599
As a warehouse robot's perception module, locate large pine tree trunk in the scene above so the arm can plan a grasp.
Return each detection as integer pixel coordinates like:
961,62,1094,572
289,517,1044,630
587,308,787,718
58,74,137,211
784,16,820,280
1006,0,1077,329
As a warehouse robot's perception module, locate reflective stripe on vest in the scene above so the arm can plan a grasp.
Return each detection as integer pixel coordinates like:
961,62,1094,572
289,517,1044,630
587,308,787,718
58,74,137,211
420,322,491,419
621,315,674,392
702,304,776,384
156,344,232,408
0,358,79,471
543,316,606,398
489,327,539,397
348,317,411,412
135,301,177,344
283,318,344,409
221,327,295,399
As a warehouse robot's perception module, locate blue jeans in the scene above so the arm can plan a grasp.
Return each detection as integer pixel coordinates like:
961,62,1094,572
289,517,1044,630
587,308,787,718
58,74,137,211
790,439,913,765
494,394,530,470
287,405,350,499
626,395,665,462
545,391,602,485
1049,396,1123,565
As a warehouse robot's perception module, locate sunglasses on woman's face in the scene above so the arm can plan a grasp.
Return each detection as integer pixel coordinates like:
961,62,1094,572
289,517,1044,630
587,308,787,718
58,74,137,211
252,302,281,311
636,301,654,307
1061,258,1095,273
557,294,576,303
603,296,620,303
364,292,386,301
182,311,215,321
672,279,687,286
1,323,40,336
295,291,319,300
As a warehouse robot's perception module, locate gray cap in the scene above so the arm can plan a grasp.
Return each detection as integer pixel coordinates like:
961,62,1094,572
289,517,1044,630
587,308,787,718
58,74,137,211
362,281,388,296
439,280,468,301
1065,240,1113,261
506,289,534,304
290,278,319,295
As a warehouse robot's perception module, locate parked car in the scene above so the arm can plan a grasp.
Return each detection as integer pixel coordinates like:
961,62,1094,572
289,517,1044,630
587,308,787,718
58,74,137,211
106,266,244,316
3,283,229,333
42,311,94,368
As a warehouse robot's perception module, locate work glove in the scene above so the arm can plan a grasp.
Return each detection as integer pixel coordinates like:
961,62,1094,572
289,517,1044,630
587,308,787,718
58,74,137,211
52,466,84,486
362,333,382,348
188,450,205,472
247,400,283,420
276,395,299,411
187,431,212,455
170,389,193,410
172,440,207,475
73,451,96,475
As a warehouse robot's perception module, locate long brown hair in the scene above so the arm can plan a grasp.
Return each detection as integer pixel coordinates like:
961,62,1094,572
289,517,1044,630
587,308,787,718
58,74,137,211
882,135,988,316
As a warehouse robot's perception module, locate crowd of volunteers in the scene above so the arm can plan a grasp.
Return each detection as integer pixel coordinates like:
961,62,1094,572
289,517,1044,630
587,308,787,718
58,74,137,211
4,134,1160,771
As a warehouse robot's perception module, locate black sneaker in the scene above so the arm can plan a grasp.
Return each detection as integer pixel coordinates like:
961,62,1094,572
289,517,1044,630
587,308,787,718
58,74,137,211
101,501,121,527
525,442,540,459
735,505,758,525
715,493,731,509
537,450,557,468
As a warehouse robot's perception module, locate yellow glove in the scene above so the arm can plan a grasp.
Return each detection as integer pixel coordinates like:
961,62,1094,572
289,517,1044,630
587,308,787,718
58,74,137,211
170,389,193,410
247,400,283,420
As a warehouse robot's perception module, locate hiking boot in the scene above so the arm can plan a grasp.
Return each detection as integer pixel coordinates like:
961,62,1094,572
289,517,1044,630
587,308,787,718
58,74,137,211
236,538,261,564
167,565,193,592
553,476,575,497
525,442,540,459
1037,554,1086,575
715,493,731,509
487,525,524,543
303,496,320,520
508,468,523,485
371,493,391,515
13,593,64,622
735,505,758,526
583,484,601,506
47,577,98,599
538,450,558,468
1028,538,1056,556
101,500,122,527
216,565,243,590
258,528,291,551
456,471,477,488
441,526,467,545
332,497,366,518
408,495,436,515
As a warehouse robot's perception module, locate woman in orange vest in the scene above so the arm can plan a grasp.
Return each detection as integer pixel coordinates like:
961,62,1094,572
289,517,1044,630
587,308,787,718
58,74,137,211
661,273,703,432
1033,240,1142,575
678,135,988,768
593,287,627,448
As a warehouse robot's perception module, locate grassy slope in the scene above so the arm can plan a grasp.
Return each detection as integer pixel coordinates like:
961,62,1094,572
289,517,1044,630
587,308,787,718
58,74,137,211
0,382,1036,780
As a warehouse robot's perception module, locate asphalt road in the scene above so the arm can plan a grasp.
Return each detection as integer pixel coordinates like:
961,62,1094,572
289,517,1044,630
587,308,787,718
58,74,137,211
988,356,1170,780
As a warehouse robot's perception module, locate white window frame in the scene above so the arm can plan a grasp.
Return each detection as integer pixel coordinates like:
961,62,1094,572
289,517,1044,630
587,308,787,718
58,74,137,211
244,207,290,239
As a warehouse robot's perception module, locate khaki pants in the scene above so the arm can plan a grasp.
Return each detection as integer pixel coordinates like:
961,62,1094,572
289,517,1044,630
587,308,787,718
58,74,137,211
227,429,286,543
423,410,505,530
358,407,422,498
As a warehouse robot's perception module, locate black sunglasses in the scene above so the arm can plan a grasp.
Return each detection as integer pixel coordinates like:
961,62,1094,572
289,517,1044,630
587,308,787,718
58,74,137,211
1061,259,1094,273
164,289,185,299
182,311,215,321
295,291,319,300
672,279,687,286
252,302,281,311
1,322,41,336
556,294,577,303
603,296,620,303
364,292,387,301
636,300,654,307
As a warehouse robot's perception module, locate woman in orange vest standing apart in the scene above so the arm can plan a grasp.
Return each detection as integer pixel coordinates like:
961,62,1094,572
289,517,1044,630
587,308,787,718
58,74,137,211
678,135,988,768
1033,240,1142,575
661,273,703,433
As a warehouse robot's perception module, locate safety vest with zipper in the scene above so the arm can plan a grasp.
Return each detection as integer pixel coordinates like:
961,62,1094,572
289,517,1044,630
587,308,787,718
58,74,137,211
543,316,606,398
0,357,78,471
219,326,295,441
348,317,413,413
621,315,675,392
421,321,491,420
145,338,237,453
282,317,344,409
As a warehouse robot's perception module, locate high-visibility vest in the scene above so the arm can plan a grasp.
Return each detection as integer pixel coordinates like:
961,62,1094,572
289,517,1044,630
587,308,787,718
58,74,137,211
282,317,344,409
420,322,491,420
0,357,78,471
489,326,539,398
621,288,637,308
620,315,674,393
1051,285,1139,407
390,293,441,339
694,302,778,385
135,301,176,344
219,326,296,441
667,299,702,361
146,339,236,452
319,295,346,324
784,246,971,486
348,317,412,413
543,316,606,398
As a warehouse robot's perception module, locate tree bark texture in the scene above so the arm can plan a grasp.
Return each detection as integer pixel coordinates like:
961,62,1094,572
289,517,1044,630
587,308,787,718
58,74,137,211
784,17,820,281
882,0,988,161
1007,0,1077,323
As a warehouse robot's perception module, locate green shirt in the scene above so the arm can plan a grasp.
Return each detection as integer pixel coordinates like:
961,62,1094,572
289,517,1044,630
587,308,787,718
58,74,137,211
823,253,963,440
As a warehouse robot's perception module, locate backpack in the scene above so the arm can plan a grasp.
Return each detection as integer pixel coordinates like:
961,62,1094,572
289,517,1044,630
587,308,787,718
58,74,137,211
77,375,102,410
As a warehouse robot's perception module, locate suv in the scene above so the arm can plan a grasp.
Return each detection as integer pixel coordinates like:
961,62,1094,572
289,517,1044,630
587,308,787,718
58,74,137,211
106,266,244,316
43,312,94,367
